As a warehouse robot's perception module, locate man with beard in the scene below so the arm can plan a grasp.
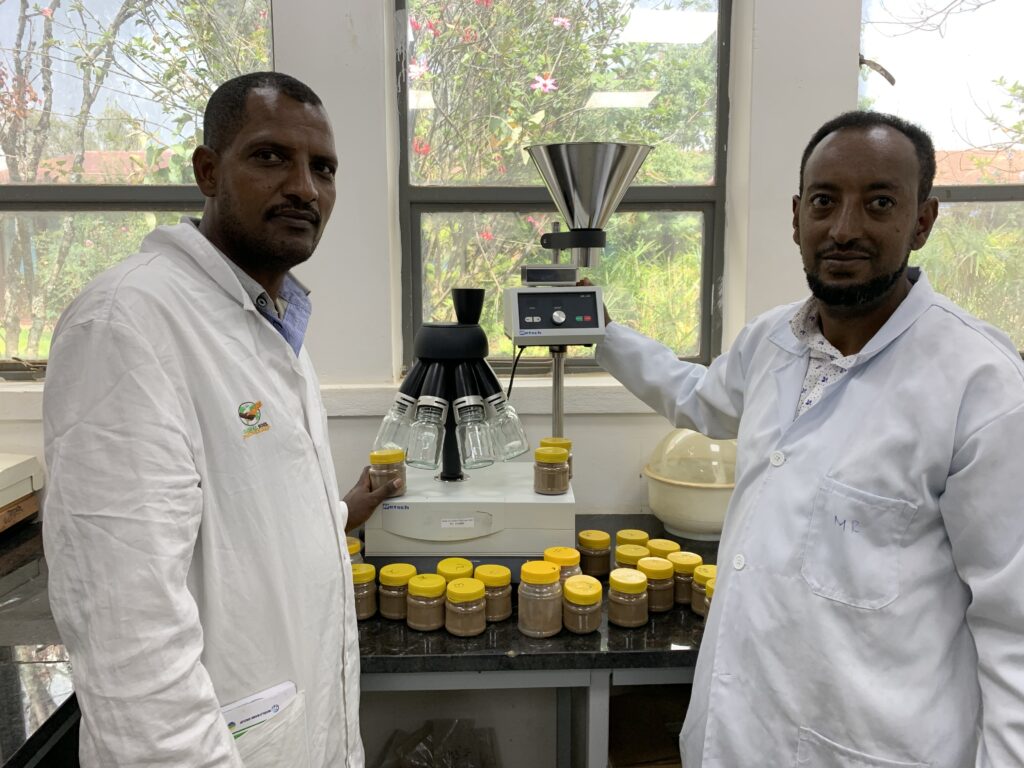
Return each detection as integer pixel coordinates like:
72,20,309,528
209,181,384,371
43,72,395,766
593,112,1024,767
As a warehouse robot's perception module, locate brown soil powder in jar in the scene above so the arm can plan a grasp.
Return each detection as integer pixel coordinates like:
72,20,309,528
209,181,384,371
446,597,486,637
608,568,648,628
518,561,563,638
406,574,446,631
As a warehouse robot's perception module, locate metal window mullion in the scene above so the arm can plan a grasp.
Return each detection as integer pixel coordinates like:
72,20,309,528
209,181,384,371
0,185,204,211
933,185,1024,203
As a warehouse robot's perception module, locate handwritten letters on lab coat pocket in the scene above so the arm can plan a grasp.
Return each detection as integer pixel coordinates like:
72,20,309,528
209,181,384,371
800,477,918,610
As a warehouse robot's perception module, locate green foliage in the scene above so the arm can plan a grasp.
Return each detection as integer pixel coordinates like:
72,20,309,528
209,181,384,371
0,0,271,359
422,210,703,359
407,0,718,186
410,0,718,355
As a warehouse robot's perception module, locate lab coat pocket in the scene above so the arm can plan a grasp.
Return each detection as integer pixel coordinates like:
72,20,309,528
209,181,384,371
800,477,917,609
796,726,929,767
235,690,311,768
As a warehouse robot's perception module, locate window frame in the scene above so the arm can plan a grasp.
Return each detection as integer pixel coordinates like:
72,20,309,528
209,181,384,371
396,0,732,372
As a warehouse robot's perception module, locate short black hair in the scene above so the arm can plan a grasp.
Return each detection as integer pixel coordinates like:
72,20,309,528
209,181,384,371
798,111,936,203
203,71,323,152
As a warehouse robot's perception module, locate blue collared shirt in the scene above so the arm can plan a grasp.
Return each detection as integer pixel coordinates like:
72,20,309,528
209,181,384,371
188,219,312,356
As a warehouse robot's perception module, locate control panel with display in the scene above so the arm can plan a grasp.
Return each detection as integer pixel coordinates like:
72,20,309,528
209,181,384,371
503,286,606,347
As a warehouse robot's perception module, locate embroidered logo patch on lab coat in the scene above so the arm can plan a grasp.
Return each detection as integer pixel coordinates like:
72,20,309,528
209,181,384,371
238,400,271,439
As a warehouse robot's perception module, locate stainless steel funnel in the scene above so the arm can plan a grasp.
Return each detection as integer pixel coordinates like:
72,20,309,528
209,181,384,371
526,142,652,267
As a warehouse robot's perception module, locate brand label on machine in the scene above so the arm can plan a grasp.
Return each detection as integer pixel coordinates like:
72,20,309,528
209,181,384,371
441,517,475,529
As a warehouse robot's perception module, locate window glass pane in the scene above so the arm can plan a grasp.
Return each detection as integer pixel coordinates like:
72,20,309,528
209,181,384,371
916,201,1024,348
421,210,703,358
0,211,194,359
0,1,272,185
405,0,719,187
860,1,1024,185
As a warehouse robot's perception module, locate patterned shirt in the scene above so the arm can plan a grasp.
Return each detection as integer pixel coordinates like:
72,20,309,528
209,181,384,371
790,298,858,418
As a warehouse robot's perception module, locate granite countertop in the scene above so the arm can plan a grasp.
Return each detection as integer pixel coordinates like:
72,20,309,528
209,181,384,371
0,513,716,764
359,599,705,674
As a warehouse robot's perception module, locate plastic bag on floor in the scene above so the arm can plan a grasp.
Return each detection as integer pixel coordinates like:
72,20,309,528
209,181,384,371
371,719,500,768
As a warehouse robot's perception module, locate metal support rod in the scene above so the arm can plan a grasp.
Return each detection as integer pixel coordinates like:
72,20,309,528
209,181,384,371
551,346,565,437
551,220,561,264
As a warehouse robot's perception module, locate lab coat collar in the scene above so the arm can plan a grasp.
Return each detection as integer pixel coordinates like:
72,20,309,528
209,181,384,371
139,219,254,311
768,267,936,366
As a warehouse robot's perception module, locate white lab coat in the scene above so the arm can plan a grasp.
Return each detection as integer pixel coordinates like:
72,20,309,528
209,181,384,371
42,222,363,767
597,272,1024,768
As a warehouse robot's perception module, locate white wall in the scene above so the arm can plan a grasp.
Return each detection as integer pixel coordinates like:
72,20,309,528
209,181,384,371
0,0,862,517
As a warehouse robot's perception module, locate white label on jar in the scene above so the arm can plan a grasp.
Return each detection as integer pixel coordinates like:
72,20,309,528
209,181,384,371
441,517,476,529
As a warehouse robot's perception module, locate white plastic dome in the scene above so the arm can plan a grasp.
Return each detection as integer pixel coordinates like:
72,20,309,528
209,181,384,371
643,429,736,539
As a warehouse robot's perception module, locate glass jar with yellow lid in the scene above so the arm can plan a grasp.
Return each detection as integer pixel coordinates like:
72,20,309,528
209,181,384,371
562,575,603,634
577,530,611,578
518,560,562,638
351,563,377,620
406,573,447,631
646,538,681,560
614,544,651,570
378,563,417,620
368,448,406,497
346,536,363,564
534,447,570,495
607,568,648,628
539,436,573,479
691,564,717,617
543,546,582,583
436,557,474,583
474,564,512,622
445,577,487,637
616,529,650,548
637,556,675,613
667,551,703,605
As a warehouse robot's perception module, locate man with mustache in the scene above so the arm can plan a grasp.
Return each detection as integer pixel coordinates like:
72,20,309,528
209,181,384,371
594,112,1024,766
43,72,394,766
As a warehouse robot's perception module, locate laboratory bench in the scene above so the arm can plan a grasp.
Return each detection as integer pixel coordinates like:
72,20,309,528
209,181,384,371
1,515,715,767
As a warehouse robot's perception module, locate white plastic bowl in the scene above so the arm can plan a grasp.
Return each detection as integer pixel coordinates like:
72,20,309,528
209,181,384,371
643,429,736,540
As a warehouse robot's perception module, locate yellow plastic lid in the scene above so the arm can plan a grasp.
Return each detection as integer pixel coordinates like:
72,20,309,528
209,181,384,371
637,556,674,581
447,577,485,603
706,578,716,598
564,575,603,605
539,437,573,451
351,563,376,584
474,564,511,588
646,538,681,559
616,529,650,546
437,557,474,583
578,530,611,549
379,563,417,587
408,573,447,598
609,567,648,595
346,536,362,556
534,446,569,464
369,448,405,465
615,544,651,566
543,546,581,567
521,560,560,585
667,551,703,574
693,564,718,586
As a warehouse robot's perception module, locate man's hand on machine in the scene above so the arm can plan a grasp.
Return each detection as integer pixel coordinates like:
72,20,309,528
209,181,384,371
343,466,402,532
577,277,613,325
